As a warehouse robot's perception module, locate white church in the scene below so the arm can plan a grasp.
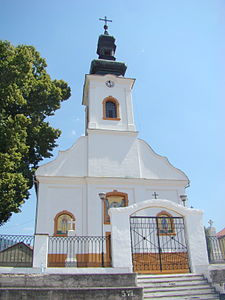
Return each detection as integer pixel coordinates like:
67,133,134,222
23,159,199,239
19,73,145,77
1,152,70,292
34,23,209,275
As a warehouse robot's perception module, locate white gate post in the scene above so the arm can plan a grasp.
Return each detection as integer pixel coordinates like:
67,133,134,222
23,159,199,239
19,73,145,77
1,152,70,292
184,211,209,274
33,234,49,269
109,208,133,271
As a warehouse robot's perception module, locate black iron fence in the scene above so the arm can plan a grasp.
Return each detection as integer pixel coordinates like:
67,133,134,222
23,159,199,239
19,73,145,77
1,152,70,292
48,235,111,268
0,235,34,267
206,236,225,263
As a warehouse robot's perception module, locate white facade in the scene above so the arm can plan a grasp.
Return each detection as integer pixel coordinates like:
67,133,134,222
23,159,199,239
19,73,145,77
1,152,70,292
32,31,213,274
35,73,189,237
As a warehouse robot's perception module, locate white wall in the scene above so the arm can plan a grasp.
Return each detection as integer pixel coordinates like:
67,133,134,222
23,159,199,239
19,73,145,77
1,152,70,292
83,74,136,132
35,177,187,236
36,137,87,177
138,139,187,180
88,131,140,178
36,181,83,235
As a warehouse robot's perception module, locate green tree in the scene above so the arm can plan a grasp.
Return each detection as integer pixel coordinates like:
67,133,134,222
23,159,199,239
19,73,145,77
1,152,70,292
0,41,71,225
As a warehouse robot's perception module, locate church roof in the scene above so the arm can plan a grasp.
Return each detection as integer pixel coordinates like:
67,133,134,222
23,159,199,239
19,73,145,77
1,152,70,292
90,59,127,76
216,228,225,238
90,19,127,76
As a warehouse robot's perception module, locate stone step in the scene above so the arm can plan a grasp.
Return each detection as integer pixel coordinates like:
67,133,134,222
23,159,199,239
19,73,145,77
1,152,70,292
137,273,203,278
144,287,216,296
143,294,220,300
138,274,204,282
143,284,213,292
0,286,143,300
139,280,208,288
137,273,220,300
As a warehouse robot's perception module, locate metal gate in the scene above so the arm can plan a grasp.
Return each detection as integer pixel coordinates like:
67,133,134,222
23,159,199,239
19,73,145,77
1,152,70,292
130,216,190,274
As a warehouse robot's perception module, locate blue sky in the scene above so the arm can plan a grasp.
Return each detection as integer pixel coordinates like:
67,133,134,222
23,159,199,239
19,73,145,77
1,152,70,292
0,0,224,234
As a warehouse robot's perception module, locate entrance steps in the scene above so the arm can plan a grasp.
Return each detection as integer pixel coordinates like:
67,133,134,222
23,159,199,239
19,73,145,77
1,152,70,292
0,273,143,300
137,273,220,300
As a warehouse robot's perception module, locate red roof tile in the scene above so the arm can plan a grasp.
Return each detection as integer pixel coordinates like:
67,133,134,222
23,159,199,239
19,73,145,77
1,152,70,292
216,228,225,238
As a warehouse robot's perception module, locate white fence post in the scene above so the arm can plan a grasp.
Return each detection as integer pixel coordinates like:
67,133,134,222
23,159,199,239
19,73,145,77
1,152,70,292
33,234,49,269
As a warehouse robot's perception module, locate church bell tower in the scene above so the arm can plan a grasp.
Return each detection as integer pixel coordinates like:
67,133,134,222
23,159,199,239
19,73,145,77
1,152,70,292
82,19,136,134
35,18,190,243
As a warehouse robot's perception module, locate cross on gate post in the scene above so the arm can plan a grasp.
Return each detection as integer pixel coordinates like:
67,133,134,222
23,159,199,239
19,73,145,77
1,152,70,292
152,192,159,199
208,219,214,228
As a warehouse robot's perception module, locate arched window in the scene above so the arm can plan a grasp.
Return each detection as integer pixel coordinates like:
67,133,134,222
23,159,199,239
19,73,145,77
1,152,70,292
106,101,117,118
156,211,175,236
104,190,128,224
102,96,120,120
54,211,75,236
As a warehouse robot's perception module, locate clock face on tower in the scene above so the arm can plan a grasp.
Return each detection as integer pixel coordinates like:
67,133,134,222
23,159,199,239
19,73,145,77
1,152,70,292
105,80,115,88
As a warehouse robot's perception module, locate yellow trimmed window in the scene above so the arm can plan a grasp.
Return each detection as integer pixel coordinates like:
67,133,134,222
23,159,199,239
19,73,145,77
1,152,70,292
54,211,75,236
102,96,120,120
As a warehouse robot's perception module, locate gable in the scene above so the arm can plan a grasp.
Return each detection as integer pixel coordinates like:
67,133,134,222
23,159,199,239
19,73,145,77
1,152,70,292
36,136,87,177
36,134,188,184
138,139,189,181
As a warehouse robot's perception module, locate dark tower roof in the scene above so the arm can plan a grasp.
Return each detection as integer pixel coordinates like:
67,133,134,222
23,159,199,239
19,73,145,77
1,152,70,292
90,19,127,76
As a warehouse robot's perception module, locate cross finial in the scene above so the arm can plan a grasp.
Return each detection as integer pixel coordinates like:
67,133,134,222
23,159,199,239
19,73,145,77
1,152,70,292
152,192,159,199
99,16,112,35
208,219,214,227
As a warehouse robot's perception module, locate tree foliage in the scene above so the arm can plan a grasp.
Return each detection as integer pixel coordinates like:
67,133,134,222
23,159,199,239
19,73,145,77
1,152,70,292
0,41,71,225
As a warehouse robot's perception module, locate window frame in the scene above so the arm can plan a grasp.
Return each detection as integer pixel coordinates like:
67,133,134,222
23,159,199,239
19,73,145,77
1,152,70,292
54,210,75,237
102,96,120,121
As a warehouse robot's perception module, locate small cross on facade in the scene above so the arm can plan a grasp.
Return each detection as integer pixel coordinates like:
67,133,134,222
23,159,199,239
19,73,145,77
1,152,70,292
152,192,159,199
99,16,112,34
208,219,213,228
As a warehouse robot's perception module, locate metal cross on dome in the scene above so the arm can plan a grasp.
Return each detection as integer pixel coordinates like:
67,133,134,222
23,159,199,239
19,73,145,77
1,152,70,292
99,16,112,34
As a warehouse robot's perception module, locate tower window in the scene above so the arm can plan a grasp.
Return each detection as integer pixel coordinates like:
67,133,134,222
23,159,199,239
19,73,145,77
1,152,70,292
106,101,117,118
103,96,120,120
